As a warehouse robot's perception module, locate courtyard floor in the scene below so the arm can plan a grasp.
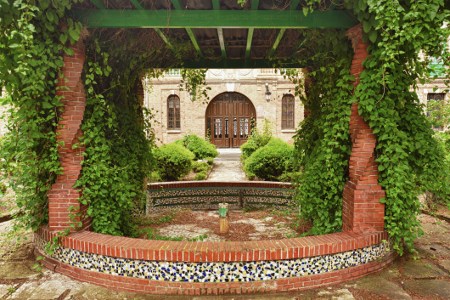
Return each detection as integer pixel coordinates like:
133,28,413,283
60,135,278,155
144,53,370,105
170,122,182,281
0,149,448,299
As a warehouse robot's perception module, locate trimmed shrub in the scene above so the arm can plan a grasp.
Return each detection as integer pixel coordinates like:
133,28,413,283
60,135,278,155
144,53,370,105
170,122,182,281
154,143,195,181
244,138,293,181
195,172,207,180
240,119,272,160
240,139,259,160
192,161,209,173
177,134,218,160
205,157,214,165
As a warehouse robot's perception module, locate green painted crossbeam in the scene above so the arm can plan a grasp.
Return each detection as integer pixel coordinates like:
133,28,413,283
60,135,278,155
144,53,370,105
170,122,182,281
72,9,357,29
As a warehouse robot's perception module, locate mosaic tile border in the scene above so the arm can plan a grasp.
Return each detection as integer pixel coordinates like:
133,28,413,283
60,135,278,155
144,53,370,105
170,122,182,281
43,242,389,283
147,185,294,212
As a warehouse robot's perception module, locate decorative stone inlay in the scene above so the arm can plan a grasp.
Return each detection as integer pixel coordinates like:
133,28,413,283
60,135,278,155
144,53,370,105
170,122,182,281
147,186,294,212
43,242,389,283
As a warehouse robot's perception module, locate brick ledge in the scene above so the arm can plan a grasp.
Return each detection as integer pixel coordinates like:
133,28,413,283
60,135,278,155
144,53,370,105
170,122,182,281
35,227,388,263
36,246,395,295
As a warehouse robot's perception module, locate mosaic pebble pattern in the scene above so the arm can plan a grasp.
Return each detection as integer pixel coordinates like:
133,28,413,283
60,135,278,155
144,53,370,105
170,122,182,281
46,242,389,283
147,187,294,212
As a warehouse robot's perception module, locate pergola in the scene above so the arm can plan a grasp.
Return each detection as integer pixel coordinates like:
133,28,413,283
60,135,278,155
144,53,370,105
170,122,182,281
41,0,388,294
71,0,358,68
51,0,384,236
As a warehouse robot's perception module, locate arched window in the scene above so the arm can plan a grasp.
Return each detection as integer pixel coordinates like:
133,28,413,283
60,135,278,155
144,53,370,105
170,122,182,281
282,94,295,129
167,95,180,129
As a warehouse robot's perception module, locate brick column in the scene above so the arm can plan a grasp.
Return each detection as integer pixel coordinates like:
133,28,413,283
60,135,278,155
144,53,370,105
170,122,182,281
48,38,90,232
342,25,385,232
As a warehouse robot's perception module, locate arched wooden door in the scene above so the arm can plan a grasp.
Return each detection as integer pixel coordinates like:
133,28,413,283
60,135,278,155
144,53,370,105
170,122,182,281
206,92,256,148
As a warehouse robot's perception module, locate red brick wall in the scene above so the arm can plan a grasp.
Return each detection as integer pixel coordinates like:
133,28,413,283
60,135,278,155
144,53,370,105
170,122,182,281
47,39,90,232
342,25,385,232
35,227,392,295
37,247,393,295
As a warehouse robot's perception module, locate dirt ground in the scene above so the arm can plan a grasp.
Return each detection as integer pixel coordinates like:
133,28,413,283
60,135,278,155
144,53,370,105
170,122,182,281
139,209,305,241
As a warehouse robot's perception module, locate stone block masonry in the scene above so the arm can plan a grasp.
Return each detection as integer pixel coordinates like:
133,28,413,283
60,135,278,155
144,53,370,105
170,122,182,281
47,39,90,232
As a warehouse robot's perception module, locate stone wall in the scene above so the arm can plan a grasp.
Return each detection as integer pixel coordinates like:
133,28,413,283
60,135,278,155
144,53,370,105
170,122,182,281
144,69,304,145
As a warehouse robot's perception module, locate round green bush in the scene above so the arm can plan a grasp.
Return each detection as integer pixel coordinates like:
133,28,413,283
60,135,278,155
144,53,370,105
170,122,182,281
240,139,258,160
154,143,195,181
244,138,293,181
178,134,218,160
194,172,207,181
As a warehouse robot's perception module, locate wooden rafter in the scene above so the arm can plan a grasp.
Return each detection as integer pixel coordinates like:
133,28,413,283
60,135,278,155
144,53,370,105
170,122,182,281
129,0,174,51
170,0,203,57
90,0,105,9
268,29,286,57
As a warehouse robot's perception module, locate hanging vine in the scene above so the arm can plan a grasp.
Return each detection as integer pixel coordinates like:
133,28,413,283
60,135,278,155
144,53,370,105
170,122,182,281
295,0,450,254
0,0,83,230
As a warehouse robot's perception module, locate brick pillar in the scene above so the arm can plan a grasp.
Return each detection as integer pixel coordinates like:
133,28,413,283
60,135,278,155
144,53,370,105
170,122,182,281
48,38,90,232
342,25,385,232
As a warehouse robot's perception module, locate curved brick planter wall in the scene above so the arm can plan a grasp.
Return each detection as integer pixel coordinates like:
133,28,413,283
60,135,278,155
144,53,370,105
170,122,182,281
147,181,294,212
35,227,393,295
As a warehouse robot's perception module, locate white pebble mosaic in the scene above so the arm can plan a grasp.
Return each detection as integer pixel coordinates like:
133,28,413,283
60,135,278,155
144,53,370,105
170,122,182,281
46,242,390,283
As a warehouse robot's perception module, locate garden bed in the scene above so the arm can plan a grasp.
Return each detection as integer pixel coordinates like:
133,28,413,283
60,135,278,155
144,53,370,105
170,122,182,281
136,209,310,242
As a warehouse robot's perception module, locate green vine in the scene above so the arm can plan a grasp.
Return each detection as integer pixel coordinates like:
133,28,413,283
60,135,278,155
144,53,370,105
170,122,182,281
285,29,355,235
296,0,450,254
75,38,155,236
0,0,83,231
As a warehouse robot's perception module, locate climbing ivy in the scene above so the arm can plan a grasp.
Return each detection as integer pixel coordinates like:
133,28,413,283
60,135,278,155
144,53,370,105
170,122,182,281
75,37,157,236
0,0,83,231
295,0,449,254
284,29,355,235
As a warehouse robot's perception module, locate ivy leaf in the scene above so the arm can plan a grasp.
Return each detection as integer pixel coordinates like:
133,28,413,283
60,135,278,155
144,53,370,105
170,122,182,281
368,31,377,43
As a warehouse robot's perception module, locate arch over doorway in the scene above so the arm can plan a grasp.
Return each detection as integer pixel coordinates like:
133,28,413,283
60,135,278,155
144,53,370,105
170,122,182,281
205,92,256,148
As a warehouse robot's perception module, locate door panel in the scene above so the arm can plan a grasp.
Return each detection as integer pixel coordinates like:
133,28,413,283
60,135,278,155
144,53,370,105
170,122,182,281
206,92,256,148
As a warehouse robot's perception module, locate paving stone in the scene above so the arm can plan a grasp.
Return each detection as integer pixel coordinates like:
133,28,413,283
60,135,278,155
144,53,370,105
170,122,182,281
0,261,39,280
437,259,450,273
0,284,14,298
401,259,447,278
353,276,411,300
403,279,450,299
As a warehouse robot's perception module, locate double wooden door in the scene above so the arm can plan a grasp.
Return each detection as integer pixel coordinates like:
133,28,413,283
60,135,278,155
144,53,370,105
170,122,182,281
206,92,256,148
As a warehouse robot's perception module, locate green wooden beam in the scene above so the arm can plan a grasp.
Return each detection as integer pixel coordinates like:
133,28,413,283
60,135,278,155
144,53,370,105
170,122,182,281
155,28,174,50
170,0,202,57
252,0,259,10
186,28,203,57
130,0,144,10
171,0,182,10
290,0,300,10
90,0,105,9
245,28,254,60
72,9,358,29
212,0,220,10
217,28,227,59
130,0,174,51
268,28,286,57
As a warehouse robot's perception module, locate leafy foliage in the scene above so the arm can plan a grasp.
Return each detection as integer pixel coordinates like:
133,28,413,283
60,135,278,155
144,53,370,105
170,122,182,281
240,119,273,160
176,134,218,160
0,0,83,230
244,138,294,181
296,0,449,253
74,39,155,236
153,143,194,181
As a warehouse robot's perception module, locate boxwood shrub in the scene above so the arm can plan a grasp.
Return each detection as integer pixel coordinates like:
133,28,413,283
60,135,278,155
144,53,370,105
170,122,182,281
177,134,218,160
153,143,195,181
244,138,294,181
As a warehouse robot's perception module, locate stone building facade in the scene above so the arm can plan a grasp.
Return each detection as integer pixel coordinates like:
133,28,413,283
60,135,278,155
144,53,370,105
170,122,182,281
144,69,304,147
